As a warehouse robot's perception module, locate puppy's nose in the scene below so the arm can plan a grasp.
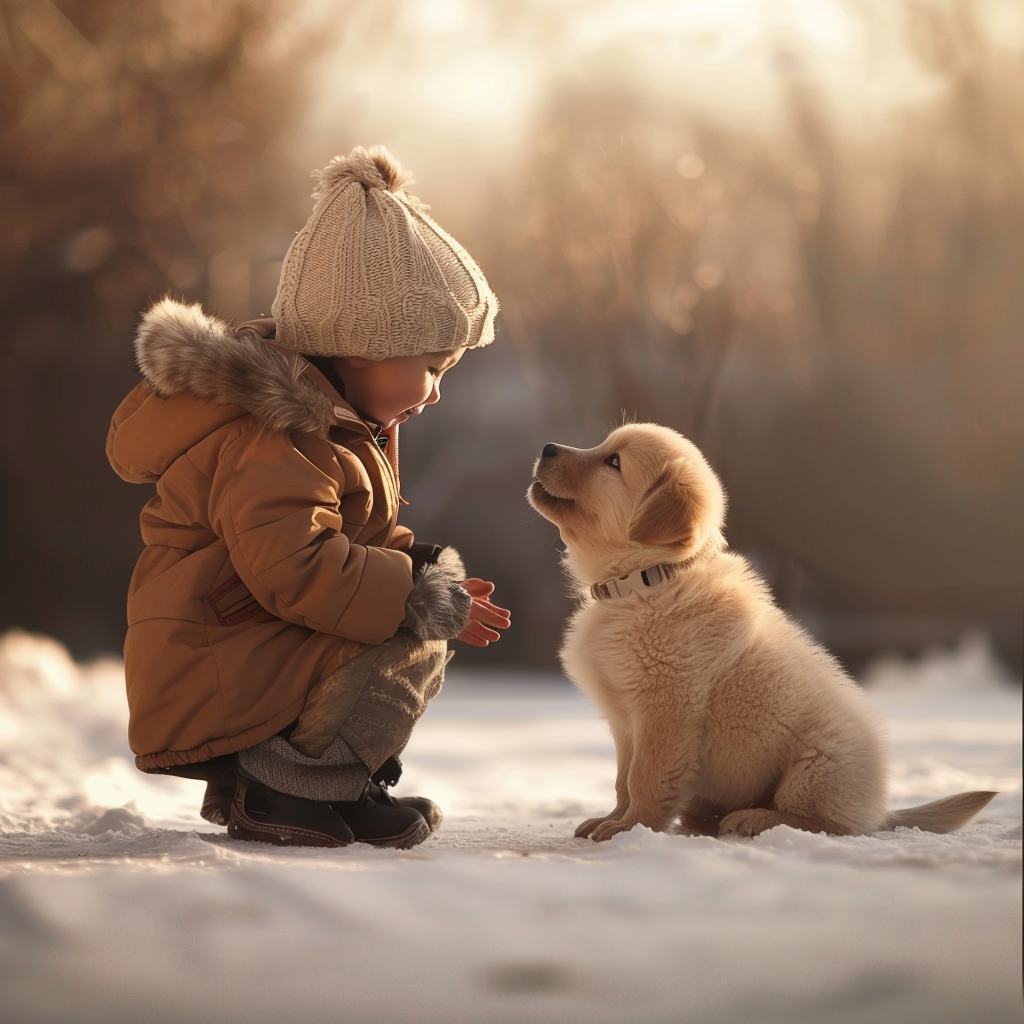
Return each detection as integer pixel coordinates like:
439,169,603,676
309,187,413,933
541,443,559,458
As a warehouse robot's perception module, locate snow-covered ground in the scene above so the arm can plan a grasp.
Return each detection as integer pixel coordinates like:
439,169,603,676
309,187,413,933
0,629,1020,1024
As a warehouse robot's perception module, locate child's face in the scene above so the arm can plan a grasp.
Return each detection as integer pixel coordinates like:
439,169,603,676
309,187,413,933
332,348,466,429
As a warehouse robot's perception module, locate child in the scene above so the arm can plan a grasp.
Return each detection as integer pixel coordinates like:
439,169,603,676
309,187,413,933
106,147,510,849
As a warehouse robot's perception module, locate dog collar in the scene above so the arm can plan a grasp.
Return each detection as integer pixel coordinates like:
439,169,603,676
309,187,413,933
590,562,683,601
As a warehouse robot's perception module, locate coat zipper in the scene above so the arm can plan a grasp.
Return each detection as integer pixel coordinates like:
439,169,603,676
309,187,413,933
388,426,409,506
370,425,404,527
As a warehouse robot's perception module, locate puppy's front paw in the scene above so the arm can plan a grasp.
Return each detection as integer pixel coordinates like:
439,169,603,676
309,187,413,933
589,819,635,843
575,815,614,839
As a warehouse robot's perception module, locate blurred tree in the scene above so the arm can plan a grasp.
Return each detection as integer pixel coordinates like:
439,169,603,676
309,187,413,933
486,0,1024,673
0,0,342,654
729,2,1024,670
490,86,741,441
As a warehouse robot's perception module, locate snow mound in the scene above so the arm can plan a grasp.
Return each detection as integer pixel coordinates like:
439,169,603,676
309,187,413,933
862,631,1018,693
0,631,203,833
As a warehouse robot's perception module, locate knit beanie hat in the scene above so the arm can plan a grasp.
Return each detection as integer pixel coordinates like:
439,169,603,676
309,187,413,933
272,146,499,359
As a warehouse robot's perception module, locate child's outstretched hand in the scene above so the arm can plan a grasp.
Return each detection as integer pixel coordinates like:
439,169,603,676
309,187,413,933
457,579,511,647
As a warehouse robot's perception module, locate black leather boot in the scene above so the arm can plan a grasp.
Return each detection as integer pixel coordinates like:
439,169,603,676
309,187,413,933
330,781,431,849
150,754,238,827
368,756,442,834
391,792,443,833
228,769,355,848
199,758,238,826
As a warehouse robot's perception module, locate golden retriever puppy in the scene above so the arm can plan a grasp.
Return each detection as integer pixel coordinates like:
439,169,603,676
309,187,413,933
528,423,996,841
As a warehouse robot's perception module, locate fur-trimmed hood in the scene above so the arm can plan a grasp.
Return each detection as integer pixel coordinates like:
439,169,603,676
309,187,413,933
108,299,365,483
135,298,338,436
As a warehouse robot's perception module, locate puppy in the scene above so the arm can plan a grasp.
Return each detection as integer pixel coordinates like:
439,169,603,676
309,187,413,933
528,423,996,841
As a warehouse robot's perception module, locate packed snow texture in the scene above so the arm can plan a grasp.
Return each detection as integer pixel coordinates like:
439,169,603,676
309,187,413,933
0,629,1020,1024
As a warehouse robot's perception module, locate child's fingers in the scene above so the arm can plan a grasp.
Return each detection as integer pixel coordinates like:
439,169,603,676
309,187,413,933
461,579,510,620
464,612,503,640
461,578,494,598
469,596,509,619
469,599,510,629
457,620,501,646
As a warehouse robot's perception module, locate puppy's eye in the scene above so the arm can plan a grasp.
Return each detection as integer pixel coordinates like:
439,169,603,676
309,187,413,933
605,453,621,470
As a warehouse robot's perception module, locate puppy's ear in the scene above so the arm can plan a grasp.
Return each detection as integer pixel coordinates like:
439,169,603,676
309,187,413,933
628,463,699,548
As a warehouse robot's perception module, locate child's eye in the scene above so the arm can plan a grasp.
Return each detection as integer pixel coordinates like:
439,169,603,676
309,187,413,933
605,453,620,470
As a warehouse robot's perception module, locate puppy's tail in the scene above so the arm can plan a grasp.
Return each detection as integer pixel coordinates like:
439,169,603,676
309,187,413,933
882,791,997,834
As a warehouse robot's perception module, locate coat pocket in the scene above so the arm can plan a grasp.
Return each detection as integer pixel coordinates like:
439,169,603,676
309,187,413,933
208,574,261,626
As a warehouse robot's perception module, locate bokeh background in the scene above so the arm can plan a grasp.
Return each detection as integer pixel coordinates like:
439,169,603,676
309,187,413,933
1,0,1022,676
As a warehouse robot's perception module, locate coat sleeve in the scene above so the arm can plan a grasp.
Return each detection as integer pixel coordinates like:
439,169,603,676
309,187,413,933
209,426,414,644
387,525,415,551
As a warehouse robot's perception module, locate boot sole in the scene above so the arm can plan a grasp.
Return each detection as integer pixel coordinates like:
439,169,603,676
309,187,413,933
227,805,353,848
357,817,431,850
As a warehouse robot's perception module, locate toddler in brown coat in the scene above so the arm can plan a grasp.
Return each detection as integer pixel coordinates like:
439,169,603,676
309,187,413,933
107,147,509,848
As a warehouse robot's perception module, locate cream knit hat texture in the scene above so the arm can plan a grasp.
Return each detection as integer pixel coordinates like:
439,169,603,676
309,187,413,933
272,146,498,359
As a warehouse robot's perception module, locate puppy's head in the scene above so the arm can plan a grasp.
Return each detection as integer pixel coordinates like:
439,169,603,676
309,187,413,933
527,423,726,585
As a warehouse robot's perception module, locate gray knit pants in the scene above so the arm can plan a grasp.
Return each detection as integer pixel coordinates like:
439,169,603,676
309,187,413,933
237,631,449,801
237,732,371,801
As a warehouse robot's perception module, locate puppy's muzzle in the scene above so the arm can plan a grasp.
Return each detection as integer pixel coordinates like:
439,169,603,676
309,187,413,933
530,442,575,510
532,441,566,483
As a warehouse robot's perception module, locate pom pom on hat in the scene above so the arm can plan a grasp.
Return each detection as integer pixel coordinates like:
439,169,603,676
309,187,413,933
312,146,418,204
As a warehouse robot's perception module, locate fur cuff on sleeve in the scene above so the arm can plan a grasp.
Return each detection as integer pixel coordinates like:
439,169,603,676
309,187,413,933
401,546,472,641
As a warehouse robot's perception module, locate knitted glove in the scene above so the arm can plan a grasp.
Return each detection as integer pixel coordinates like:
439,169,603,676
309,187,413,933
401,546,472,641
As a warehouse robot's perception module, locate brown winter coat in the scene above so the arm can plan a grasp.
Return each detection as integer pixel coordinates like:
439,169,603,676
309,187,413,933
106,299,417,771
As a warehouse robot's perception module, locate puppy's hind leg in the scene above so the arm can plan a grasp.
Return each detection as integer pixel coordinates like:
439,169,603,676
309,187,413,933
576,722,633,838
720,747,884,839
718,807,825,838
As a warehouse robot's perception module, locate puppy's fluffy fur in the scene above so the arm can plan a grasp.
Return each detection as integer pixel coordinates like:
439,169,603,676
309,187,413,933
528,424,996,841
